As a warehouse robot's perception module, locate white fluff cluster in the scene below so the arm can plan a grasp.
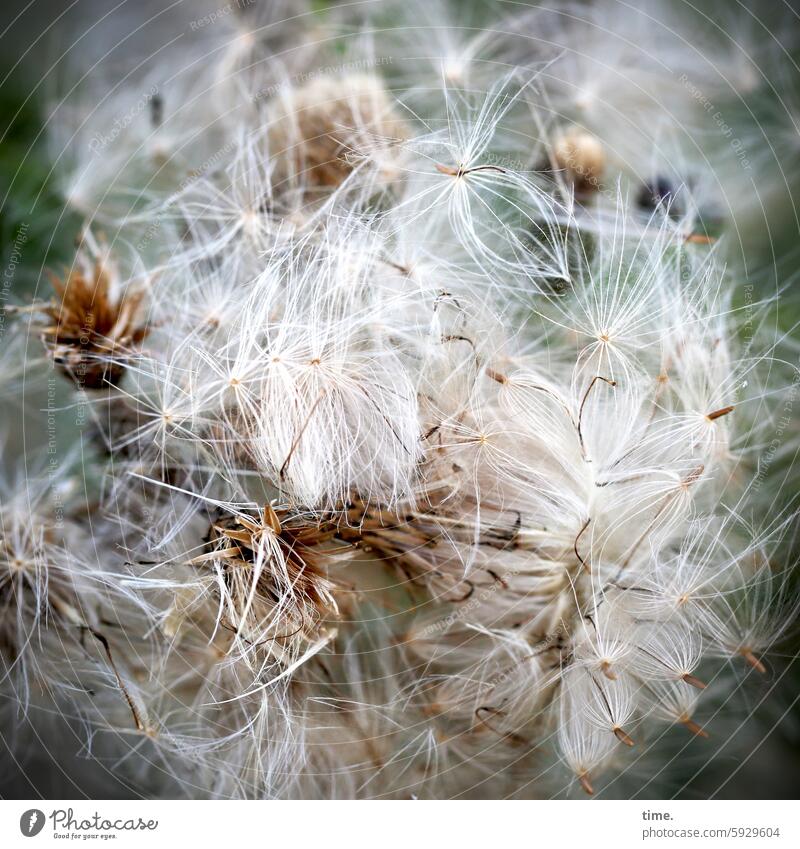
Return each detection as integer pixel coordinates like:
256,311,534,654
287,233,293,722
4,0,799,798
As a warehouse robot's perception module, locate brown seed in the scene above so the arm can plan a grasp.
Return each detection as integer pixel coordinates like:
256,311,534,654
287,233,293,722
741,649,766,674
600,660,617,681
681,717,709,738
614,726,635,747
706,406,734,421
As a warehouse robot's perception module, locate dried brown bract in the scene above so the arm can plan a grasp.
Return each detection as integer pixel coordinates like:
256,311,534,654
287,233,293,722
192,505,348,663
40,254,149,389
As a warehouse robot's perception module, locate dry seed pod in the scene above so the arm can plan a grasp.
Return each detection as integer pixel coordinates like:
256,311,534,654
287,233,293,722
269,73,409,195
191,505,349,666
39,254,149,389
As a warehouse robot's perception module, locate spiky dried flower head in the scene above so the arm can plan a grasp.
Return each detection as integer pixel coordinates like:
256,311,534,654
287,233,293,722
268,73,409,197
37,246,149,389
189,504,346,671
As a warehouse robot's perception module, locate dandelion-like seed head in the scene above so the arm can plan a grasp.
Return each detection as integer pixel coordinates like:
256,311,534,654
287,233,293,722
7,0,799,802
